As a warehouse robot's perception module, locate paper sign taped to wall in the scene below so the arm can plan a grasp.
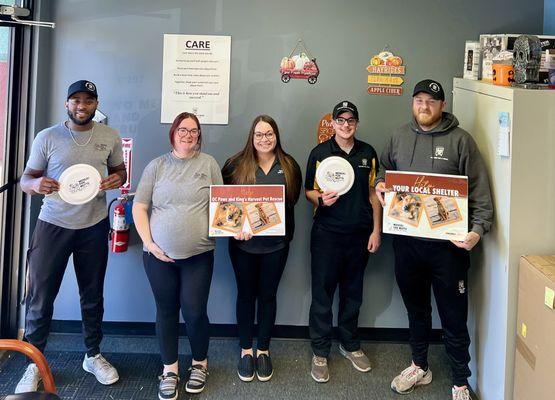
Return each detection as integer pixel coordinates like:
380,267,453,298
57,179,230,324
161,34,231,124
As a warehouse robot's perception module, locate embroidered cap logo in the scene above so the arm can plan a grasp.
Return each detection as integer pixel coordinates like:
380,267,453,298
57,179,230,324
458,280,466,294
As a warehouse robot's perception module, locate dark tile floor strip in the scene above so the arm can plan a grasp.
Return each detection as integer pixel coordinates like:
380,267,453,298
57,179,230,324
1,336,457,399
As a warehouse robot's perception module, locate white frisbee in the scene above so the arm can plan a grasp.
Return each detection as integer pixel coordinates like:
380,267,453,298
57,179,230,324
316,156,355,195
58,164,101,205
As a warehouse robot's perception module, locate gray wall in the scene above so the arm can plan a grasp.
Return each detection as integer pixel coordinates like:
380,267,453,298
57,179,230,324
546,0,555,34
32,1,544,332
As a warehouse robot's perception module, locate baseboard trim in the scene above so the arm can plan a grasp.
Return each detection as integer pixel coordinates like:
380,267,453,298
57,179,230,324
50,320,444,343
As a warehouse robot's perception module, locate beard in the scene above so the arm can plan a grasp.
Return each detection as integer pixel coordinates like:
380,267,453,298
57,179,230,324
67,109,95,126
414,111,442,129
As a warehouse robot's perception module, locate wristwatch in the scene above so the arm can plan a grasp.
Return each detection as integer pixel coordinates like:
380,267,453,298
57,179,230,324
318,195,324,207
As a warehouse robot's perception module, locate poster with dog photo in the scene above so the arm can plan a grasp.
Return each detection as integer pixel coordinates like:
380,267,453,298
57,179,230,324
383,171,468,241
209,185,285,237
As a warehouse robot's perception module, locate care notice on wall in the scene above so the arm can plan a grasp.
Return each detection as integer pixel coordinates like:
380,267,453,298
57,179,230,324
161,34,231,124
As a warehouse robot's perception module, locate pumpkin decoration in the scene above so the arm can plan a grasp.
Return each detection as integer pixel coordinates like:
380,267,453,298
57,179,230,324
303,61,316,70
280,39,320,84
378,51,393,63
371,56,382,66
292,52,310,70
280,57,295,70
386,56,403,66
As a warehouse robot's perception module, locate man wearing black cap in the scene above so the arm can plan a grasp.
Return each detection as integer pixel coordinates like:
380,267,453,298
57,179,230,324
305,101,381,382
375,79,493,400
16,80,126,393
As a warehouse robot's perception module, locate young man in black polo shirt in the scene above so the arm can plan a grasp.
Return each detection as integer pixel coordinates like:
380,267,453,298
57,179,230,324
305,101,382,382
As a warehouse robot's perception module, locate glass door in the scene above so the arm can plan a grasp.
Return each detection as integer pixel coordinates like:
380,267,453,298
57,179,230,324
0,0,25,337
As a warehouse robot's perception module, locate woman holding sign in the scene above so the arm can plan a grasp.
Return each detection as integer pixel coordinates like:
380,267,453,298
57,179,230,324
222,115,302,382
133,112,222,398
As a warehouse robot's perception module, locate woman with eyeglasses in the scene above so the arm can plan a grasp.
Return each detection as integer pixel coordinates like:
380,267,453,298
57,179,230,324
133,112,222,399
222,115,302,382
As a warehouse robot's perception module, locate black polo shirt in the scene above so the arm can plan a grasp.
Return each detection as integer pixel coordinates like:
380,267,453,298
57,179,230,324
222,157,302,254
305,137,379,234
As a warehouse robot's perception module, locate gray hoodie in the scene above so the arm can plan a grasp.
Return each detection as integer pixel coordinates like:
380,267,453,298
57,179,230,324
377,112,493,237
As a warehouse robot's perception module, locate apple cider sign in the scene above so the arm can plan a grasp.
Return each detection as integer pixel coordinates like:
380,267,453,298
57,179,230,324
367,50,405,96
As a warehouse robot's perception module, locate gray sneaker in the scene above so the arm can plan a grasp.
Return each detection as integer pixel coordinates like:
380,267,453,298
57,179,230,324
452,387,472,400
339,344,371,372
311,355,329,383
391,363,433,394
15,363,41,393
82,353,119,385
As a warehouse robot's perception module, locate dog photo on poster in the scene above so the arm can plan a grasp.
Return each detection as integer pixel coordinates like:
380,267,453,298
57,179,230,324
209,185,285,237
383,171,468,241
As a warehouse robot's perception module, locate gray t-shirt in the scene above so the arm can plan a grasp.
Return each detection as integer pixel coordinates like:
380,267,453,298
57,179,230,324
134,152,223,260
26,122,124,229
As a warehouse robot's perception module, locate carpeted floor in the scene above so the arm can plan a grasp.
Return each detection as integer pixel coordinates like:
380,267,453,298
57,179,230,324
0,334,462,399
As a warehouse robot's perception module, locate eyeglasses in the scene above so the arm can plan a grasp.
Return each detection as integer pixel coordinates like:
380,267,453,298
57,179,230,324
68,98,97,106
335,117,358,126
254,131,275,140
176,127,200,137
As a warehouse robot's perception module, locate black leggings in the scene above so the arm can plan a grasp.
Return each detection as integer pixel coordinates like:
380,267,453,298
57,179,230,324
143,250,214,364
228,243,289,351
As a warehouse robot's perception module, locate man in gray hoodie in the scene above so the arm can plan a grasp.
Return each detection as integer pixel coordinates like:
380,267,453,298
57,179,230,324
375,79,493,400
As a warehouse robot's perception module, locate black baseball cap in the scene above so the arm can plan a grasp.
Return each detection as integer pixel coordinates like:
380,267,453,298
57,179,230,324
412,79,445,101
332,100,359,120
67,80,98,100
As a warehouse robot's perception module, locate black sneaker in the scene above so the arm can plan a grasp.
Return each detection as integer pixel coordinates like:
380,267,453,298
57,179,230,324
185,364,208,394
158,372,179,400
255,353,273,381
237,354,255,382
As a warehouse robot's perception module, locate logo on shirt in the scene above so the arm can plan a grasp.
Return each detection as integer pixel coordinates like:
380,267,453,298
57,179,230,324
431,146,448,161
193,172,208,180
95,143,108,152
277,169,284,174
358,158,371,169
458,280,466,294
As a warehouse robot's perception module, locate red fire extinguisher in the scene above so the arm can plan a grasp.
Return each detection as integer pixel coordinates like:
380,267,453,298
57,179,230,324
110,198,130,253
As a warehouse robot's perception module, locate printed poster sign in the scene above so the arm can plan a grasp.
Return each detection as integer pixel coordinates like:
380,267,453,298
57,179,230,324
367,50,405,96
383,171,468,241
317,113,334,144
121,138,133,192
161,34,231,124
209,185,285,237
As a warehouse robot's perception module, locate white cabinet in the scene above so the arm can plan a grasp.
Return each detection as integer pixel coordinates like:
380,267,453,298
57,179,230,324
453,78,555,400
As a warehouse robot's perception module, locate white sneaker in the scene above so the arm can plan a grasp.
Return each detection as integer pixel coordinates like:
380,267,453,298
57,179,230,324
15,363,41,393
390,362,433,394
452,386,472,400
82,353,119,385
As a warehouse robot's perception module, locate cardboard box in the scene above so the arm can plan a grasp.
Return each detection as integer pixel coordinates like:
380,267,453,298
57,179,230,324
514,255,555,400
